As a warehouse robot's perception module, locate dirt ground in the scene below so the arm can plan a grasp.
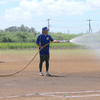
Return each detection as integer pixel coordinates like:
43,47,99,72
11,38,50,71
0,49,100,100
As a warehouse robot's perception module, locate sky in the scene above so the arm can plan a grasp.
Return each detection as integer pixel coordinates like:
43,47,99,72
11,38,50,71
0,0,100,34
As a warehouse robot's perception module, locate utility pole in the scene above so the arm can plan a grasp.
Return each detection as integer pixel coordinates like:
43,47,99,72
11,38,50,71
68,30,69,34
46,19,50,31
87,19,92,33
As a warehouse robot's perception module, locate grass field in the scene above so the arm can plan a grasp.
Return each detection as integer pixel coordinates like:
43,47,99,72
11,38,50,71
0,42,81,49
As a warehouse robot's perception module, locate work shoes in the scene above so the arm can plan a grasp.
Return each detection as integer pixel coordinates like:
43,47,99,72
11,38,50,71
39,72,44,76
46,71,51,76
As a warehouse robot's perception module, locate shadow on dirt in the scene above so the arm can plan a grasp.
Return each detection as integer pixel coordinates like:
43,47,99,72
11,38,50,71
0,61,5,63
48,75,66,77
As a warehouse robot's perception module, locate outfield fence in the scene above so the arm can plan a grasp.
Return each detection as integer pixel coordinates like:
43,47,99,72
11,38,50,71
0,42,85,50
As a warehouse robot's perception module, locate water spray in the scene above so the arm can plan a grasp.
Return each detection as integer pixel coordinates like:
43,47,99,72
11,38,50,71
70,33,100,49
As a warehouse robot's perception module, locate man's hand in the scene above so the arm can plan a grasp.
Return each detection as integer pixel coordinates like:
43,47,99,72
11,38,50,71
40,46,44,49
53,40,59,43
36,43,44,49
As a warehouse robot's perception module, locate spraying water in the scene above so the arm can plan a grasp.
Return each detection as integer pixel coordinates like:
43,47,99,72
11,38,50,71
70,33,100,49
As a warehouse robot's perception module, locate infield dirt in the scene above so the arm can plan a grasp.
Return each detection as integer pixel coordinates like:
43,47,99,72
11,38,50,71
0,50,100,100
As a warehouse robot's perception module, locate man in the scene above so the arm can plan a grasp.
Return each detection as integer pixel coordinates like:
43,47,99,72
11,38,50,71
36,27,59,76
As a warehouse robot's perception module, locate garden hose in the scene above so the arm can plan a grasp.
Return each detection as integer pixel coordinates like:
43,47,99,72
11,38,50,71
0,42,53,77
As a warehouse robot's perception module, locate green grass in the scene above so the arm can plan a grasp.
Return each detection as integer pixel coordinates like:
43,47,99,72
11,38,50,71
0,43,36,49
0,42,81,49
50,43,81,49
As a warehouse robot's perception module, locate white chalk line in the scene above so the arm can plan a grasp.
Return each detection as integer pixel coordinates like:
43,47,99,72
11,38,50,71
42,90,100,95
6,95,21,98
0,90,100,99
41,94,100,98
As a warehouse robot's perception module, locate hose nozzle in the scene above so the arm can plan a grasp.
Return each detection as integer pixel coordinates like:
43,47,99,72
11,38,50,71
59,40,70,43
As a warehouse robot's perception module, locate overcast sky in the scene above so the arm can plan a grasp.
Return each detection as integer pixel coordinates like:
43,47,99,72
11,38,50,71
0,0,100,34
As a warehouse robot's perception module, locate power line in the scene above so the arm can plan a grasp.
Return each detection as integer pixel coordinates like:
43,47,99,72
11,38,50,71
0,19,100,23
93,20,100,22
51,19,100,23
0,21,45,23
51,20,86,23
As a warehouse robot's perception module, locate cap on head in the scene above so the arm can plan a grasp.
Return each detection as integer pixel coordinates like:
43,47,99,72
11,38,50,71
42,27,49,31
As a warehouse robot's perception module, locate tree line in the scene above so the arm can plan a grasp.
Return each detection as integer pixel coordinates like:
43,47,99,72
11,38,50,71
0,25,83,42
0,24,35,32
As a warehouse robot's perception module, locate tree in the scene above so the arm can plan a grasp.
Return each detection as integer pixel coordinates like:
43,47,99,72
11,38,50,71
4,24,35,33
16,32,28,42
5,26,18,32
1,36,13,42
30,27,35,32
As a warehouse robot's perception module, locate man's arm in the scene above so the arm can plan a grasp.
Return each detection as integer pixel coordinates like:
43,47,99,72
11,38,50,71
36,35,43,49
53,40,59,43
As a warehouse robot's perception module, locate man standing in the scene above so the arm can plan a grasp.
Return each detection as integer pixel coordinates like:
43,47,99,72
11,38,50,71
36,27,59,76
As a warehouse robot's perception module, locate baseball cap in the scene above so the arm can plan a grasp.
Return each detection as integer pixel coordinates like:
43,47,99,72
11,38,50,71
42,27,49,31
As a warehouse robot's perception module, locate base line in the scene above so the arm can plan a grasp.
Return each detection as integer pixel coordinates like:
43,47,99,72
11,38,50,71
0,90,100,99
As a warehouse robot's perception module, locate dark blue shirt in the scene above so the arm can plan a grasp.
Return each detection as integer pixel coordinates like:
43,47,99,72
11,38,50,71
36,33,54,55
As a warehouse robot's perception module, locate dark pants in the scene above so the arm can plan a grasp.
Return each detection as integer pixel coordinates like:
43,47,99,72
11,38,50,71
39,54,49,72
